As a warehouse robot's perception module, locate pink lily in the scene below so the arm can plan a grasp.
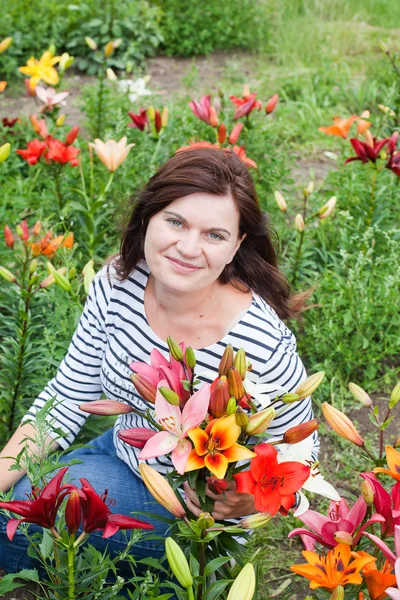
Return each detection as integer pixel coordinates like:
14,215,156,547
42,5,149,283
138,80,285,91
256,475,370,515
361,472,400,536
288,496,385,550
130,344,193,404
35,85,69,112
386,557,400,599
139,379,210,474
364,524,400,568
188,95,217,126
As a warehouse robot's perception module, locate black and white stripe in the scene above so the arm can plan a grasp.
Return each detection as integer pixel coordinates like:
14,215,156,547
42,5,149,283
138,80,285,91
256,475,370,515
22,260,319,476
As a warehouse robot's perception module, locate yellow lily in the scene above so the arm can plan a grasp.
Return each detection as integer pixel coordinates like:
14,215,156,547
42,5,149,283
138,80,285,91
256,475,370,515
19,51,61,89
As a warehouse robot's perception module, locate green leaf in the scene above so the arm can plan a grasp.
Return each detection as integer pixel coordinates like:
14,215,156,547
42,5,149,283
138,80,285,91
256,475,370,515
39,528,54,559
204,556,231,577
204,579,231,600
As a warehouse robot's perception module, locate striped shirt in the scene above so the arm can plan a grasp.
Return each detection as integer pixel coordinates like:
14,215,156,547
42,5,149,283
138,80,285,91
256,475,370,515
22,260,319,477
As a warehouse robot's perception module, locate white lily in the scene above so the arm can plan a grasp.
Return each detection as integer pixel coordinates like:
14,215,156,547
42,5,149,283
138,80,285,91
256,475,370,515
118,76,152,102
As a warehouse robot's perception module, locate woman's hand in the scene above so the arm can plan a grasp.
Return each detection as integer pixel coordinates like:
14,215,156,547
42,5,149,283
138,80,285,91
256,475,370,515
183,480,256,520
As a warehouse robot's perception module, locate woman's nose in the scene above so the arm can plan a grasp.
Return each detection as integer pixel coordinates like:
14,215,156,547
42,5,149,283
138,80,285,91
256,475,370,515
175,233,202,258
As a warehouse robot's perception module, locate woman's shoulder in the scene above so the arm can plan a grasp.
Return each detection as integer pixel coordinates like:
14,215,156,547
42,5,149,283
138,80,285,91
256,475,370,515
248,292,297,347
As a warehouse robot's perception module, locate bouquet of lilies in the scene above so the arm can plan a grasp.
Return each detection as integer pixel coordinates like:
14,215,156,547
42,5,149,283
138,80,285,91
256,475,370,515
80,337,339,599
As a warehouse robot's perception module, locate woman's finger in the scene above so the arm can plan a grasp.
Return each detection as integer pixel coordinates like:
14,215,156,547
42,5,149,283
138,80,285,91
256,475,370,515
183,482,201,507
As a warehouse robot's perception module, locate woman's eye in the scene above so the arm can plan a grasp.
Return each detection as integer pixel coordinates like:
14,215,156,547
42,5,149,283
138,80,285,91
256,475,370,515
209,232,224,240
168,219,182,227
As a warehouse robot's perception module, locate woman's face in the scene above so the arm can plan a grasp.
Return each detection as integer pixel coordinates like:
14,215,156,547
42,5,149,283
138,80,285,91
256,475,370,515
144,192,245,294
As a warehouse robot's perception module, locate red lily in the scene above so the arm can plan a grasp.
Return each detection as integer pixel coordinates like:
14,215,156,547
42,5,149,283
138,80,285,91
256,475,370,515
117,427,156,449
188,95,218,126
128,108,148,131
265,94,279,114
288,496,385,550
0,467,75,540
79,478,154,538
16,139,47,165
46,138,80,166
230,91,262,120
2,117,19,128
234,443,310,516
345,136,389,164
361,472,400,537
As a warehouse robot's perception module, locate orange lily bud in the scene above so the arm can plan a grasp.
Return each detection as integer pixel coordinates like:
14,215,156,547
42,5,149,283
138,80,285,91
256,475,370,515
333,531,353,545
32,220,41,237
4,225,14,248
161,106,169,128
167,336,184,362
228,367,245,401
159,386,180,406
139,463,186,518
79,399,133,416
85,37,98,51
218,344,234,376
235,407,249,427
239,513,272,529
18,220,29,242
104,41,114,58
245,407,275,435
394,436,400,449
130,372,157,403
274,191,287,212
330,586,345,600
319,196,337,219
361,480,374,505
0,266,17,283
30,114,41,134
390,381,400,409
209,106,218,127
154,109,162,134
185,346,196,369
294,213,305,232
65,126,79,146
348,382,372,407
218,123,227,144
283,419,320,444
0,81,7,92
364,130,374,147
321,402,364,447
234,348,247,380
265,93,279,114
295,372,325,401
242,84,250,97
31,243,41,257
209,376,230,418
229,122,243,145
0,37,12,53
227,563,255,600
65,490,82,535
40,267,67,289
357,118,371,135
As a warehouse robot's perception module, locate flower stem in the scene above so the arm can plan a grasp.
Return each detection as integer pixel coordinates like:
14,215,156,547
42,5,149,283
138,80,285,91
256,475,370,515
197,538,206,600
291,230,305,286
379,407,392,459
54,168,64,212
67,544,75,600
188,586,195,600
366,168,378,229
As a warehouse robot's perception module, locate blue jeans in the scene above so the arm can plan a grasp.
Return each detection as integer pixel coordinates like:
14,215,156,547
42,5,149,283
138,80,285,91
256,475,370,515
0,429,172,575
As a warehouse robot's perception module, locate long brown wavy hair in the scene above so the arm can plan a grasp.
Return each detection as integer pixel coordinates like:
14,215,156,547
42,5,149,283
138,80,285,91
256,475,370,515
115,147,304,320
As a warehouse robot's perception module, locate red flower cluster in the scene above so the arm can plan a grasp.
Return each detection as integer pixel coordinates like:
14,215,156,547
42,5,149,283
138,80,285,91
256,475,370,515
16,126,80,167
4,220,74,257
345,131,400,176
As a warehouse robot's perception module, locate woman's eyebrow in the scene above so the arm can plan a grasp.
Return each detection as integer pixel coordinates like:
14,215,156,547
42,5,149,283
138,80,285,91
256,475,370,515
163,211,231,237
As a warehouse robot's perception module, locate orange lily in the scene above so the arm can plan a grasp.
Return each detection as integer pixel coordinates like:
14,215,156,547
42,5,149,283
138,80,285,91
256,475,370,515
319,115,359,139
0,82,7,93
290,543,375,592
374,446,400,481
185,414,256,479
361,558,397,600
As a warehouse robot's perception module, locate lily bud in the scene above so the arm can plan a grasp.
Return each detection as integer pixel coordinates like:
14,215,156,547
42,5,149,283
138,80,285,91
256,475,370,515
32,220,41,236
389,381,400,409
294,213,305,232
159,386,181,406
0,266,17,283
274,191,287,212
321,402,364,447
209,376,230,418
333,531,353,545
295,372,325,401
229,122,243,145
213,96,222,112
197,512,214,530
245,407,275,435
140,463,186,518
209,106,218,127
281,393,300,403
361,480,374,506
228,367,245,401
59,52,74,71
161,106,169,128
227,563,256,600
113,38,122,49
185,346,196,369
65,126,79,146
82,259,95,295
207,476,228,495
394,436,400,449
147,105,155,121
18,220,29,242
226,397,237,415
167,336,184,362
0,142,10,164
243,83,250,97
307,181,314,194
239,513,272,529
330,586,344,600
85,37,98,51
379,40,389,54
79,399,133,416
53,270,72,292
65,490,82,535
130,373,157,404
68,267,76,280
106,68,117,82
29,259,38,274
165,537,193,589
283,419,320,444
235,407,249,427
0,37,12,53
265,93,279,114
4,225,14,248
154,109,162,134
348,382,372,407
117,427,156,449
218,344,234,376
218,123,227,144
40,267,67,289
319,196,337,219
48,44,56,57
234,348,247,380
104,41,114,58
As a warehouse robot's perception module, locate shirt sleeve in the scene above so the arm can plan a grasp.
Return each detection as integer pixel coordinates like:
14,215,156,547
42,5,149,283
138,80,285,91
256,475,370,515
255,334,320,460
21,264,114,450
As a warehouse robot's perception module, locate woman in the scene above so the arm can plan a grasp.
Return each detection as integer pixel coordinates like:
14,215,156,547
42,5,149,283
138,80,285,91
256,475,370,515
0,147,318,574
